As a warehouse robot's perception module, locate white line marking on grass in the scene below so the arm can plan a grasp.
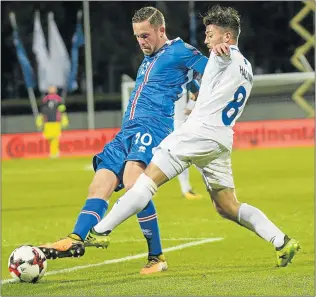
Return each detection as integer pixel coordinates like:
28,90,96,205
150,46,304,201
2,237,211,247
1,237,223,285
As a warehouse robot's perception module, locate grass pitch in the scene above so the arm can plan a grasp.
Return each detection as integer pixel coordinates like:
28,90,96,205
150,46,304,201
1,147,314,296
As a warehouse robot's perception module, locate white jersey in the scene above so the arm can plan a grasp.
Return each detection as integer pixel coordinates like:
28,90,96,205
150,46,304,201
184,45,253,151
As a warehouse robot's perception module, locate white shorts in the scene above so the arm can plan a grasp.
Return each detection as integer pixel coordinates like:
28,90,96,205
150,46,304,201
151,126,235,190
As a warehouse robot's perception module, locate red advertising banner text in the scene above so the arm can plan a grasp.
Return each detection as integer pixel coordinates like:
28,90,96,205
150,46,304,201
2,128,120,160
233,118,314,149
2,119,314,160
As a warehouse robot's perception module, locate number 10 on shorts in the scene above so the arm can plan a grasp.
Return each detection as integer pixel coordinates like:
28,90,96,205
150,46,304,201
135,132,153,146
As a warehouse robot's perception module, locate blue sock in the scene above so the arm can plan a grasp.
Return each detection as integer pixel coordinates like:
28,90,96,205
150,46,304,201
72,198,108,240
137,200,162,256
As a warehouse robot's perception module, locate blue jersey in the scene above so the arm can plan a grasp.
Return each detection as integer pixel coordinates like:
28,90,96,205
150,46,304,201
123,38,208,129
93,38,207,191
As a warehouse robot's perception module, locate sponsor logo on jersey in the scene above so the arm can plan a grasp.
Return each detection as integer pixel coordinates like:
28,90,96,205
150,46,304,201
139,61,151,75
184,42,199,55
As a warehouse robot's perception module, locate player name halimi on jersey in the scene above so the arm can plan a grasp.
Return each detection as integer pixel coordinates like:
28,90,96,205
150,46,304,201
183,45,254,152
122,38,208,129
239,65,253,84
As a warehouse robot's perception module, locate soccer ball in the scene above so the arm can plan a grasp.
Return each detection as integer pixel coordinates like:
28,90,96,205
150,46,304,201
8,245,47,283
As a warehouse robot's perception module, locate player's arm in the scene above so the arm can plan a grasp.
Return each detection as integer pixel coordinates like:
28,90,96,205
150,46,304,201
57,103,69,128
184,92,198,116
36,113,44,130
187,55,208,74
178,42,208,75
177,42,207,114
184,79,200,115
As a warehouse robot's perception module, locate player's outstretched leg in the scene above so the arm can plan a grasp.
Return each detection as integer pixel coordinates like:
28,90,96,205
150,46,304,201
39,168,115,259
210,188,300,267
237,203,301,267
137,200,168,274
40,198,107,259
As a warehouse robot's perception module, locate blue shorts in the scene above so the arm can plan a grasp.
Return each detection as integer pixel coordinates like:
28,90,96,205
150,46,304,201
93,118,171,191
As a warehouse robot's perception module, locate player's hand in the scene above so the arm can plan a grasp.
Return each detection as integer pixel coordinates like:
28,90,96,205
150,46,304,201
190,92,198,101
35,115,44,130
58,104,67,112
184,98,196,115
184,108,192,116
212,43,230,56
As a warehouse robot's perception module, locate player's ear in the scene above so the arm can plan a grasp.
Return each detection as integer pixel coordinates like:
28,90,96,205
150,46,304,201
159,26,165,36
223,32,231,43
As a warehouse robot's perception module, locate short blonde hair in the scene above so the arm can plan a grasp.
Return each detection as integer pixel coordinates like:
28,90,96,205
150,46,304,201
132,6,165,27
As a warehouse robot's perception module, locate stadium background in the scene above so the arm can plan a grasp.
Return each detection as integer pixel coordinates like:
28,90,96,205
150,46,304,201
1,1,315,296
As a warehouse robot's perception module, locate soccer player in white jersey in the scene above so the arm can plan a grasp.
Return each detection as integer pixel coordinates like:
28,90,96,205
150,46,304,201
174,91,202,199
86,5,300,268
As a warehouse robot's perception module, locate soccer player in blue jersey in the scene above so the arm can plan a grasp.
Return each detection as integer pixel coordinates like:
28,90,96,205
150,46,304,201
40,6,208,274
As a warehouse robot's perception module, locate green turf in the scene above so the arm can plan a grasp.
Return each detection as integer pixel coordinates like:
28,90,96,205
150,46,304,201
1,147,314,296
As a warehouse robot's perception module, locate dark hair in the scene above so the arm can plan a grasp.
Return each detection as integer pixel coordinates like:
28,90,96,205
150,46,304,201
132,6,165,27
203,5,241,39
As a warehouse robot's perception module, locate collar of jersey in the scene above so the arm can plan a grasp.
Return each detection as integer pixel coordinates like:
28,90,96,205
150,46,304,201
165,37,181,46
230,45,239,52
148,37,181,58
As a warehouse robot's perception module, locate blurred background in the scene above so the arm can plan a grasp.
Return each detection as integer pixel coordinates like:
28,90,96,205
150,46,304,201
1,1,315,135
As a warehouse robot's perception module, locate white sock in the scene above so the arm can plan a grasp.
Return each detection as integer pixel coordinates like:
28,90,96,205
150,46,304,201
237,203,285,248
94,173,157,234
177,169,191,194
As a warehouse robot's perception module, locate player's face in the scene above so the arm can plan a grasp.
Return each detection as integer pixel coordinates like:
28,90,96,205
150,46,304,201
133,21,164,56
204,24,229,52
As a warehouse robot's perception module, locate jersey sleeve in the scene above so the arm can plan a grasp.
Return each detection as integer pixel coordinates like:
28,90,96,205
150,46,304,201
177,42,208,75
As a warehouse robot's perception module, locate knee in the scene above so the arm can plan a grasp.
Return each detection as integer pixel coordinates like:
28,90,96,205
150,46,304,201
212,200,233,220
214,201,238,221
88,182,101,197
88,181,110,200
213,202,228,219
210,188,240,221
